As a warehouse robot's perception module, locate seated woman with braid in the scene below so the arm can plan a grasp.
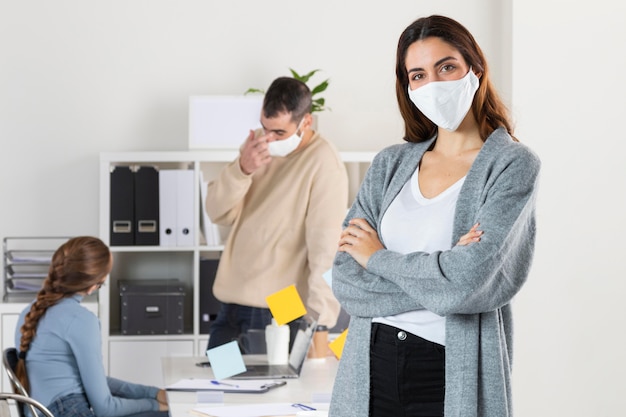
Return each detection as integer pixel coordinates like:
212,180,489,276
15,236,169,417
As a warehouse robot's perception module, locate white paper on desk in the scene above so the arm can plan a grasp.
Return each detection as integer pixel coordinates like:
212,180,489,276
167,378,279,392
193,402,314,417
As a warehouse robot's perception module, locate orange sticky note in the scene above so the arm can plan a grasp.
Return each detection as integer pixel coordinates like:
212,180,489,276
329,329,348,359
265,284,307,326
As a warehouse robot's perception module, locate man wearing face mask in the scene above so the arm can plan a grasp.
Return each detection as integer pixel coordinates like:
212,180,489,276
204,76,348,351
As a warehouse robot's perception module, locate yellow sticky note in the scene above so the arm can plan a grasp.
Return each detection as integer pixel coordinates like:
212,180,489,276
329,329,348,360
265,284,307,326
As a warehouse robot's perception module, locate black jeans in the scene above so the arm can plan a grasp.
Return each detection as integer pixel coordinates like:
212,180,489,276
369,323,445,417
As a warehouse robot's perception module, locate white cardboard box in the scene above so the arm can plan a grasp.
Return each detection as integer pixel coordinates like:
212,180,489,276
188,95,263,150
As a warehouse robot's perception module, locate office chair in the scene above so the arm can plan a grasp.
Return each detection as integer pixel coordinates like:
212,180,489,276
0,393,54,417
2,348,44,417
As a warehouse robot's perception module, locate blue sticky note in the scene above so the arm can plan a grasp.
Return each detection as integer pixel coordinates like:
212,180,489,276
323,268,333,287
206,341,247,380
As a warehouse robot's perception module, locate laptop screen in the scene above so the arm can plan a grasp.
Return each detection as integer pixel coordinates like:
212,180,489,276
288,312,318,372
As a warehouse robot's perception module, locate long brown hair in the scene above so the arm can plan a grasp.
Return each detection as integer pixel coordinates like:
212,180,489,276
16,236,111,392
395,15,516,142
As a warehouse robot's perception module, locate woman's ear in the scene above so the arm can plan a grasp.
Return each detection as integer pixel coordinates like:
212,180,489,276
85,283,98,296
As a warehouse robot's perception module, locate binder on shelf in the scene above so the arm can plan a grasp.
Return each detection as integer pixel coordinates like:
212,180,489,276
176,170,195,246
110,166,135,246
200,172,222,246
159,169,195,247
159,170,178,247
134,166,160,246
199,257,221,334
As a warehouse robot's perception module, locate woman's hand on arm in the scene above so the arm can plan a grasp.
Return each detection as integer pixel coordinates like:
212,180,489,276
456,223,483,246
338,218,385,269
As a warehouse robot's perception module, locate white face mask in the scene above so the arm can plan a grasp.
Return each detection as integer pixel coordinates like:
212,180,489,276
267,118,305,157
407,68,479,131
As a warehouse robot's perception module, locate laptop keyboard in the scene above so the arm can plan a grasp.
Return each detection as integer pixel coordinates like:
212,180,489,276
245,364,291,376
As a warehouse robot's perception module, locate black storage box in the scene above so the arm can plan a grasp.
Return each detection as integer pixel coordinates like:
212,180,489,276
119,279,185,335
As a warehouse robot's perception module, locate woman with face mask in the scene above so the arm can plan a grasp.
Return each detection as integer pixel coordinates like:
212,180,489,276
329,15,541,417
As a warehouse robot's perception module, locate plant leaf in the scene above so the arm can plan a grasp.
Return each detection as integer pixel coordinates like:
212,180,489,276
255,68,330,113
244,88,265,95
290,68,321,83
289,68,301,80
302,69,321,83
311,79,329,96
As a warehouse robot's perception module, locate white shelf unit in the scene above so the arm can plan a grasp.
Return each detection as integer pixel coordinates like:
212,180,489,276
98,150,374,385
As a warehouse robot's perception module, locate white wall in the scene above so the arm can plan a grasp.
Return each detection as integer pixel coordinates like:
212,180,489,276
512,1,626,416
0,0,623,415
0,0,508,239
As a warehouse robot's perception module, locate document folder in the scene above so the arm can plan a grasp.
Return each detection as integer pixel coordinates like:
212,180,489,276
134,166,160,246
110,166,135,246
176,170,195,246
159,169,195,246
200,171,222,246
159,170,178,246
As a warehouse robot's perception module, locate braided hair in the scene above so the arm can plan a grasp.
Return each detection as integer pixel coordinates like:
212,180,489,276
16,236,111,392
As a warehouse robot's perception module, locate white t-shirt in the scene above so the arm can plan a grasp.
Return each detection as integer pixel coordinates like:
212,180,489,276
373,166,465,346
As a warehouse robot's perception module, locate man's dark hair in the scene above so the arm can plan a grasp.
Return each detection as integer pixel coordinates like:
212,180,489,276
262,77,312,122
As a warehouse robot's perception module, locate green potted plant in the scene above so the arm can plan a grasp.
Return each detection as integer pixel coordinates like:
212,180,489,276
245,68,331,113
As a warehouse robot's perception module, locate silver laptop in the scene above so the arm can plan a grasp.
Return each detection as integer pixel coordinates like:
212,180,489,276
231,312,318,380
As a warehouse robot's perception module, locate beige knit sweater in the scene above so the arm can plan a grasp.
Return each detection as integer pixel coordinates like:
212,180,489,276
205,132,348,327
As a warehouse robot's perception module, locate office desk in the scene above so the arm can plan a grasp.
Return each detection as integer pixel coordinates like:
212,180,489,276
162,356,338,417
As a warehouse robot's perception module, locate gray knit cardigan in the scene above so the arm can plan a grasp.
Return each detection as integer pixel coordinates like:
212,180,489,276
329,127,541,417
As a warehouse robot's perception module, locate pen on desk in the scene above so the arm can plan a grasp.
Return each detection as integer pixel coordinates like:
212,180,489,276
210,380,239,388
292,403,316,411
260,381,287,389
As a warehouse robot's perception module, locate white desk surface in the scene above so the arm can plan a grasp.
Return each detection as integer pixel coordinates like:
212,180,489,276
162,355,338,417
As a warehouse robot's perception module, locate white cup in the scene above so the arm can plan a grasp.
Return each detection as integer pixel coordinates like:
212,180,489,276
265,319,290,365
